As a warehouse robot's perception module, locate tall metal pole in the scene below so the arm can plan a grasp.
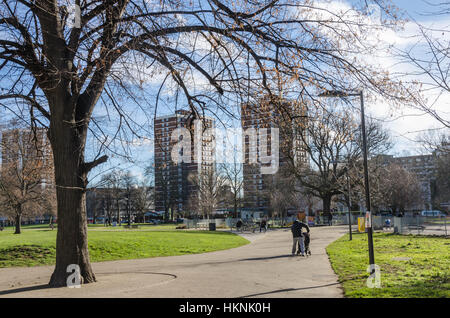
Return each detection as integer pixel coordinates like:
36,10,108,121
359,91,375,268
127,192,131,226
347,165,352,240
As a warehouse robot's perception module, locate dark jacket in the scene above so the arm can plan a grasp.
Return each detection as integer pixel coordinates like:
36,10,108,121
291,220,310,238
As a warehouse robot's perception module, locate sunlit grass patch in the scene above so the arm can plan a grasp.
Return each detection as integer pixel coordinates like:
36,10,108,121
326,232,450,298
0,226,248,268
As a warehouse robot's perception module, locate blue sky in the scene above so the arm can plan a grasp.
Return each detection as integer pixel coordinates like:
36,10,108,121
75,1,450,184
379,0,449,155
392,0,440,18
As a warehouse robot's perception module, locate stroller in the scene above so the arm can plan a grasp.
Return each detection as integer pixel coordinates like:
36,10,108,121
297,232,311,256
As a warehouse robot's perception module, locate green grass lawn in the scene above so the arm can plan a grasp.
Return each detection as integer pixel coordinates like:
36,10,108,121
0,225,249,268
326,232,450,298
2,223,178,230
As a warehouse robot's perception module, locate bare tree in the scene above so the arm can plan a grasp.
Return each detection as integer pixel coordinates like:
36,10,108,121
100,169,124,225
377,163,423,214
0,126,56,234
285,104,391,215
397,3,450,128
218,155,243,218
99,188,114,225
266,168,297,219
417,130,450,156
0,0,411,286
120,171,137,225
417,130,450,210
132,180,153,223
294,189,322,216
189,167,226,219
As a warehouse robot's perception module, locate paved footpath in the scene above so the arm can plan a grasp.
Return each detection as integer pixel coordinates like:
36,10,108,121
0,226,347,298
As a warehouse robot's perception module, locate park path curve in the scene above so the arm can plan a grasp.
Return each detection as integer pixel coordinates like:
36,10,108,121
0,226,347,298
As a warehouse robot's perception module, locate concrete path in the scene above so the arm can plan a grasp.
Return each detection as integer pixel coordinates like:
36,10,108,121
0,226,347,298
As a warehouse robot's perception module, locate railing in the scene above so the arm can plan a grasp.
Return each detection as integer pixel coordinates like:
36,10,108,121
393,215,448,236
184,216,298,231
183,218,226,229
183,215,448,236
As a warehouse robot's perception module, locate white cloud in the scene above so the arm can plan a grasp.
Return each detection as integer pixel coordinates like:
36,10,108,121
300,1,450,154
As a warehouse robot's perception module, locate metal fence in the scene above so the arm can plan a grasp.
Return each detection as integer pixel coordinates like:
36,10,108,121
183,218,226,229
393,216,448,236
315,212,362,226
183,215,448,236
328,213,386,228
183,217,297,231
184,215,373,230
325,213,448,236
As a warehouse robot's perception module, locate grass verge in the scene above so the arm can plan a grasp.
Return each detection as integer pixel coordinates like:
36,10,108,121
326,232,450,298
0,226,249,268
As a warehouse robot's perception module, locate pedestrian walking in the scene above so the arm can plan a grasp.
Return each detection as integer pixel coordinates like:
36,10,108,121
236,219,243,232
260,219,267,233
328,213,333,226
291,219,310,256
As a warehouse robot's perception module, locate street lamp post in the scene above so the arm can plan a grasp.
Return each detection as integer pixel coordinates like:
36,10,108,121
319,89,375,269
358,91,376,269
126,194,131,227
345,161,353,241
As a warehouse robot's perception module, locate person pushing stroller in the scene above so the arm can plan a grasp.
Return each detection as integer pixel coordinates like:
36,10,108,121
291,219,310,256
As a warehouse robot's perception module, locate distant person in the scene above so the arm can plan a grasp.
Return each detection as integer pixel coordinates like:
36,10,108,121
385,218,391,229
236,219,243,232
291,219,310,256
328,213,333,226
260,219,267,233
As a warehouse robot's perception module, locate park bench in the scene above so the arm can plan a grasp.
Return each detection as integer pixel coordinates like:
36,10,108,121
407,225,425,233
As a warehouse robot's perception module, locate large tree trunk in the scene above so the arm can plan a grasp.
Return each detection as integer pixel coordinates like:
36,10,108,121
322,195,332,215
14,212,21,234
48,118,96,287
